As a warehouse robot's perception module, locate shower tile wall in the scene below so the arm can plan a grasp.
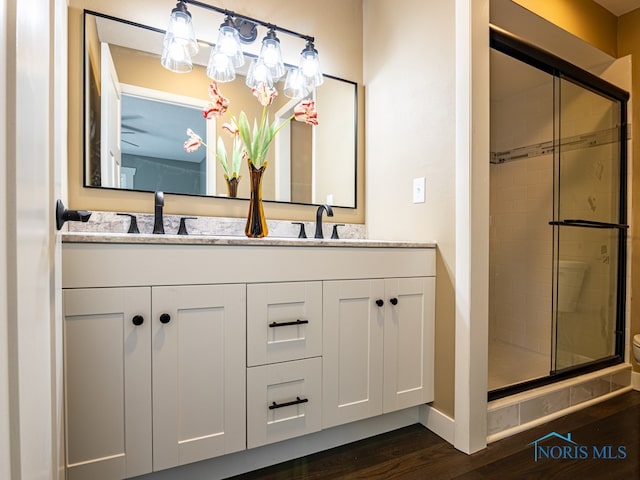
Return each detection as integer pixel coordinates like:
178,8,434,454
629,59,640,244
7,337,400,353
490,81,553,358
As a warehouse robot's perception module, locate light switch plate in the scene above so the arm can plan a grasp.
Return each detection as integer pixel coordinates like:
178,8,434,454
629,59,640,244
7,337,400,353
413,177,426,203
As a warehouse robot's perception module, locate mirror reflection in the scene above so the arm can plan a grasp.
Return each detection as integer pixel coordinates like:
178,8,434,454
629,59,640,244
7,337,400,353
84,11,357,208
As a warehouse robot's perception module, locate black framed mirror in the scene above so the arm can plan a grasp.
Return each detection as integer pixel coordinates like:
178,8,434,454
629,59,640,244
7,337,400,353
84,10,358,208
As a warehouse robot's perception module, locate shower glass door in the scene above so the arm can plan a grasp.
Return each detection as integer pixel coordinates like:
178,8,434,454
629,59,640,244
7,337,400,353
551,76,627,372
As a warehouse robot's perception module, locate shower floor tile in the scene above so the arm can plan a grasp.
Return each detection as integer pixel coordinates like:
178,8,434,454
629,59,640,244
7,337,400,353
488,340,550,391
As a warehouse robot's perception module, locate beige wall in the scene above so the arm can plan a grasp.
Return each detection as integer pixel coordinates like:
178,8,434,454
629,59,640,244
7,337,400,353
364,0,456,417
619,8,640,371
67,0,364,223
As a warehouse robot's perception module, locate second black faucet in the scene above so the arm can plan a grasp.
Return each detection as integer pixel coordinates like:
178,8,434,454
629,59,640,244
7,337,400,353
153,191,165,234
314,204,334,239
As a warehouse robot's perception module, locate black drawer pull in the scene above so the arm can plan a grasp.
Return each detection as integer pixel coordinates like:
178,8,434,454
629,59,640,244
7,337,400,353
390,298,398,306
375,299,384,307
269,396,309,410
160,313,171,324
132,315,144,326
269,319,309,328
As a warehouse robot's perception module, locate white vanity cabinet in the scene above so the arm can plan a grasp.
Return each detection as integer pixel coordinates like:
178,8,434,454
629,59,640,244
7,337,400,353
62,237,436,479
322,277,435,428
63,283,246,479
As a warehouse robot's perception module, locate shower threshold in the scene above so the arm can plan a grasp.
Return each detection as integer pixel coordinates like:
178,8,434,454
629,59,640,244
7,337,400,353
489,355,622,401
487,364,631,442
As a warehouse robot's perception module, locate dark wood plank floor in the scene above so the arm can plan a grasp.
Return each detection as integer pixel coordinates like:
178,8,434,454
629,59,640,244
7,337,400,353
229,391,640,479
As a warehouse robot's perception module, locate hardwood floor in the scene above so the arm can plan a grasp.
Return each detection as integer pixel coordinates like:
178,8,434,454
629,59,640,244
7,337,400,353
230,391,640,479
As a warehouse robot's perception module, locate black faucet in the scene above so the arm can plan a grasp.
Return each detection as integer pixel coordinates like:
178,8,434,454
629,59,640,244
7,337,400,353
153,191,165,234
314,204,334,239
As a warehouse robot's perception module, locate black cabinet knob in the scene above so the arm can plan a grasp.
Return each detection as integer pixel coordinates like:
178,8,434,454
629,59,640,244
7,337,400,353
375,299,384,307
132,315,144,326
160,313,171,324
390,298,398,306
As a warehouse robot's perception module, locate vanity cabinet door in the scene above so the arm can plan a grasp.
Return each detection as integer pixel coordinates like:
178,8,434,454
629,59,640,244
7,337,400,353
247,281,322,366
246,357,322,448
322,277,435,428
151,284,246,471
382,277,435,413
322,279,385,428
63,287,152,480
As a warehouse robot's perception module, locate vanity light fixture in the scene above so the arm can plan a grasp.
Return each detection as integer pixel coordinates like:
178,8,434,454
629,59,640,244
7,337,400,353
214,16,245,67
256,28,286,82
161,0,198,73
161,0,322,97
206,16,245,82
299,40,323,88
206,49,236,82
283,67,308,98
245,58,274,89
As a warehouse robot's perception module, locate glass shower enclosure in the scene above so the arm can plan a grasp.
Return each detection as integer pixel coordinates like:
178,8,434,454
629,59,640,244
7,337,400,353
551,77,627,373
488,28,629,397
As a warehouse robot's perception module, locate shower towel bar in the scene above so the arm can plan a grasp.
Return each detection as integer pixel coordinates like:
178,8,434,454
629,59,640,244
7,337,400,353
549,219,629,229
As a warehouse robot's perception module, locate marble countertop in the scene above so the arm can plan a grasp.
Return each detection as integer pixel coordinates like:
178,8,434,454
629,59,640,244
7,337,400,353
61,232,436,249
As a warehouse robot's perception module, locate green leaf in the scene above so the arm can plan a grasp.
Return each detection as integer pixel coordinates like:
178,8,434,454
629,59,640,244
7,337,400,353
216,137,230,178
231,136,243,176
237,112,253,159
252,118,260,162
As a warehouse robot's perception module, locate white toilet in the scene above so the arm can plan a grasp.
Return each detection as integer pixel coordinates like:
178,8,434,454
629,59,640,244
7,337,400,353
634,334,640,363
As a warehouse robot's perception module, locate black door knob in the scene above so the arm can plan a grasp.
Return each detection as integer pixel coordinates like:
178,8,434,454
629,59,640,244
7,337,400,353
390,298,398,305
160,313,171,324
132,315,144,326
375,299,384,307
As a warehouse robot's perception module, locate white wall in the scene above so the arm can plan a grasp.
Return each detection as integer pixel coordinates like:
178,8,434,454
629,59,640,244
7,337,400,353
0,0,10,475
3,0,60,477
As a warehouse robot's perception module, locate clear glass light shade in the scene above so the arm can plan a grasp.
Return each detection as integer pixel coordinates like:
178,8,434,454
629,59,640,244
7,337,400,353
163,7,198,56
215,24,244,68
283,68,309,99
161,39,193,73
300,46,323,88
257,33,285,81
206,50,236,82
245,58,273,89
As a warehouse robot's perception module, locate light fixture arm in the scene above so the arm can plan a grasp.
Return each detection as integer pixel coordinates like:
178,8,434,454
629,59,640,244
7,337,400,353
183,0,314,44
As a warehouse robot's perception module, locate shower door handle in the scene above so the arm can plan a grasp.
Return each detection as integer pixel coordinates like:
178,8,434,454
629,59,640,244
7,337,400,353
549,219,629,229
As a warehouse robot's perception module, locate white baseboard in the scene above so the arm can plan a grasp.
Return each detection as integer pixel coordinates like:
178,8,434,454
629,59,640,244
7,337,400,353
633,370,640,391
419,404,455,445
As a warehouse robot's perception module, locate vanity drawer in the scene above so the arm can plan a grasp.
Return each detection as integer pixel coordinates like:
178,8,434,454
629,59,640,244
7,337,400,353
247,282,322,366
246,357,322,448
